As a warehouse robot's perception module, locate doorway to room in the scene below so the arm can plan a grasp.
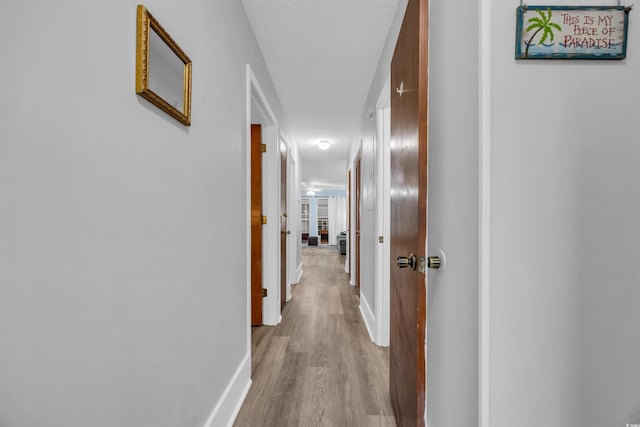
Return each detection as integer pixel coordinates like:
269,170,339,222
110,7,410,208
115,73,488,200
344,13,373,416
246,65,288,331
299,193,348,259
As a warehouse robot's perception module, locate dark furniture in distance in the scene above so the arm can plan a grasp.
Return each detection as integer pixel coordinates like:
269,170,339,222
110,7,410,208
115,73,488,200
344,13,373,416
337,232,347,255
308,236,318,246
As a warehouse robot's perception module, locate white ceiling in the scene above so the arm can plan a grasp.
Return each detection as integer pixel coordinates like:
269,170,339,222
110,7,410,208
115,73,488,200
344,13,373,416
242,0,400,191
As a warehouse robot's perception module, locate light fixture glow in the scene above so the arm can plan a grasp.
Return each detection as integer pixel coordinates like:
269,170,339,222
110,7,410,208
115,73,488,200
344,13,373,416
318,140,331,150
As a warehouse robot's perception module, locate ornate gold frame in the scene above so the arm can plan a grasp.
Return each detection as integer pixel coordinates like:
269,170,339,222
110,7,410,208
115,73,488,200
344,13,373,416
136,5,192,126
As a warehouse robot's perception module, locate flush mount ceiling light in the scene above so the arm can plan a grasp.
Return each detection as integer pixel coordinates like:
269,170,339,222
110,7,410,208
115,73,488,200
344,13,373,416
318,140,331,150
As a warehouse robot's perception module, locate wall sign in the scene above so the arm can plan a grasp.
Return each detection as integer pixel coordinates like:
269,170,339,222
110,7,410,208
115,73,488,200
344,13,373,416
515,5,630,59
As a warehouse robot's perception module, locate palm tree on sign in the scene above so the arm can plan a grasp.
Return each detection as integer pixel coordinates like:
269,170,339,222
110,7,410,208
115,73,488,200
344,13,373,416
524,8,562,56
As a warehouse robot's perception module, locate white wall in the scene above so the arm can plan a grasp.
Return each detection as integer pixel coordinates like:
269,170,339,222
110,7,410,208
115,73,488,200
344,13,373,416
485,1,640,426
426,0,480,425
291,147,304,285
360,135,377,331
0,2,287,426
349,0,408,344
288,153,301,292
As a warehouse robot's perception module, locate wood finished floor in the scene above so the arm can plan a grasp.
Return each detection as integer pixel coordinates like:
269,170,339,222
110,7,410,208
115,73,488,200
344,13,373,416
234,251,396,427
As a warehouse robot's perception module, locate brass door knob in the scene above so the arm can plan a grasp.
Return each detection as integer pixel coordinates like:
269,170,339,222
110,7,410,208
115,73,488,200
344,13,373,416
396,254,417,270
427,256,441,270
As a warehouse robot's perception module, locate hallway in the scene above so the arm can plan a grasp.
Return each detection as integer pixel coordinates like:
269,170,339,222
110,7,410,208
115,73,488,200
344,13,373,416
234,251,396,427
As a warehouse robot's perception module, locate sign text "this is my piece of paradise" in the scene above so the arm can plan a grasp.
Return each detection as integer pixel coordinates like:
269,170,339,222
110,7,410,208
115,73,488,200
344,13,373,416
515,6,629,59
561,11,619,49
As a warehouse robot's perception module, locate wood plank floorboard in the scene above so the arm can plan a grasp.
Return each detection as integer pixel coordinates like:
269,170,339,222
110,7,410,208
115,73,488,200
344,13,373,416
234,252,396,427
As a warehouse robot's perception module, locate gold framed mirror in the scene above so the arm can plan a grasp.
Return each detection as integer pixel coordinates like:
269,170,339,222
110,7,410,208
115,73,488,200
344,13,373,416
136,5,192,126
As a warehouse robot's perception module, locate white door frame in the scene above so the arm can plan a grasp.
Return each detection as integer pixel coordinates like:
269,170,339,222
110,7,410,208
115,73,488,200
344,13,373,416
374,75,391,346
286,150,298,300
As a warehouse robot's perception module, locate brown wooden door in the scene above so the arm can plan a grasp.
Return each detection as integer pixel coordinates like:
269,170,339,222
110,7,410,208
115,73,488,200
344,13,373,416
389,0,429,426
251,124,263,326
280,139,288,310
355,154,361,293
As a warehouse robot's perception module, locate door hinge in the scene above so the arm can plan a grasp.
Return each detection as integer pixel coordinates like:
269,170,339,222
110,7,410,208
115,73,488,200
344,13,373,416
262,288,268,297
418,256,426,274
261,144,267,153
262,215,267,225
378,235,384,243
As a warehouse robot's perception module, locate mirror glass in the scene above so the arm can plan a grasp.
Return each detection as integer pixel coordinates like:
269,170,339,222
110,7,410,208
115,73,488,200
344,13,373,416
148,28,185,113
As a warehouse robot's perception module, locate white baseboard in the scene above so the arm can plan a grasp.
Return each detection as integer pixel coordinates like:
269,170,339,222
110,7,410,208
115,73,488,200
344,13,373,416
296,263,303,283
359,294,376,344
263,302,278,326
202,353,252,427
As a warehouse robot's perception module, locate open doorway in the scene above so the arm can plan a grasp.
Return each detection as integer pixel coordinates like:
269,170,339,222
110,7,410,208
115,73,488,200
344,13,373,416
246,65,282,337
299,191,348,255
